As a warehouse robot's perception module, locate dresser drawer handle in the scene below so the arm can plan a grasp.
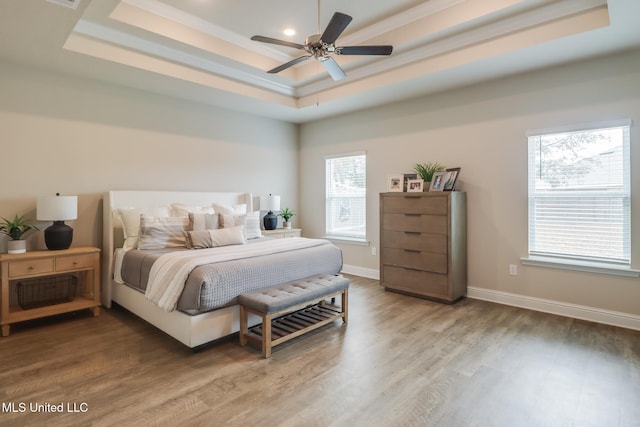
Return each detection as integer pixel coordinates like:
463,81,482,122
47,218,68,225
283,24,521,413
403,249,421,253
28,266,35,270
73,261,79,265
404,231,421,235
404,213,421,216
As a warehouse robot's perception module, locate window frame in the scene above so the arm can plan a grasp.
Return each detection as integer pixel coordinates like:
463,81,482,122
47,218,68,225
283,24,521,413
324,151,367,243
522,119,639,277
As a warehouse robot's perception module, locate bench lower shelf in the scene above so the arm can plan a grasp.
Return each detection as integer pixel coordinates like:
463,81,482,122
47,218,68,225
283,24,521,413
240,290,348,358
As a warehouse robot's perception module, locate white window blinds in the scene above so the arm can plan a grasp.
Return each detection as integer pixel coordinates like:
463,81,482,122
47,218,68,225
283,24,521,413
527,122,631,264
325,153,366,240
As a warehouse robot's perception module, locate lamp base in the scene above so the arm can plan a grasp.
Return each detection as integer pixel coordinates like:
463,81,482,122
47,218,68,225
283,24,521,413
263,211,277,231
44,221,73,250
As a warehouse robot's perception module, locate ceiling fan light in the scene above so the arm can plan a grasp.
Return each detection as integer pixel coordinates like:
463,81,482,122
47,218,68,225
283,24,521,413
283,28,296,37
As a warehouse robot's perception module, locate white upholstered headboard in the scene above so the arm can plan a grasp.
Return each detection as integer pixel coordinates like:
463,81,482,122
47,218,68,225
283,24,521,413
101,190,253,307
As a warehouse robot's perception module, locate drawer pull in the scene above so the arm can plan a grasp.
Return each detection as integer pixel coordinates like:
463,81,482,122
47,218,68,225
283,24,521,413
404,231,421,235
404,213,421,216
404,249,421,253
73,261,78,265
28,266,35,270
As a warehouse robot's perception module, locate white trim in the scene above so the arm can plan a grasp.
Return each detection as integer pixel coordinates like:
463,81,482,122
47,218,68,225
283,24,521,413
526,118,632,137
521,256,640,278
324,151,366,160
467,286,640,331
325,236,369,246
341,264,379,280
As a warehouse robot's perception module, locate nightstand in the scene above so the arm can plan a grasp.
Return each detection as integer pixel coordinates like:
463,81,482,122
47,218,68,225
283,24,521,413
262,228,302,238
0,246,101,336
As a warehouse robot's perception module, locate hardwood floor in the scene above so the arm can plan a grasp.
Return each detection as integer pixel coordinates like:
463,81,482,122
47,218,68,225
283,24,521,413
1,275,638,427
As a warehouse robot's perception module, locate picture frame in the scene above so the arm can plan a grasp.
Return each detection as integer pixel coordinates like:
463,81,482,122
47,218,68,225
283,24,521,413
387,174,403,192
402,173,418,192
407,179,423,192
443,167,461,191
429,171,447,192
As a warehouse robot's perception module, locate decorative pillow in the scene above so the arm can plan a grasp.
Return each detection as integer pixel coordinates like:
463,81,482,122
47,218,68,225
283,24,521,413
137,215,190,250
115,206,171,250
243,211,262,240
188,212,219,231
219,211,262,240
184,226,246,249
212,203,247,216
170,202,215,217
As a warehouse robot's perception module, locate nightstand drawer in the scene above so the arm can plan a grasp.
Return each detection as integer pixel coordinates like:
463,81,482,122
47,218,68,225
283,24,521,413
56,254,96,272
8,259,55,278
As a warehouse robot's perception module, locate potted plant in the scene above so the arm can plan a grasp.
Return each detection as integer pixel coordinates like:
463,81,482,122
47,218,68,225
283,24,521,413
1,214,38,254
414,162,445,190
278,208,295,229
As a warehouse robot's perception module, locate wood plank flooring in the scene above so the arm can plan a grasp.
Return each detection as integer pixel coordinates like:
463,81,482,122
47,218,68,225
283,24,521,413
0,275,638,427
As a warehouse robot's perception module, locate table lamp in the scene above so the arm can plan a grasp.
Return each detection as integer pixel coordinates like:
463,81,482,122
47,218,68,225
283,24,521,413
37,193,78,250
260,194,280,230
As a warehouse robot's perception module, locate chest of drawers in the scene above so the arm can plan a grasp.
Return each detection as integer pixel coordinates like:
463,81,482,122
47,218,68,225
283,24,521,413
379,192,467,303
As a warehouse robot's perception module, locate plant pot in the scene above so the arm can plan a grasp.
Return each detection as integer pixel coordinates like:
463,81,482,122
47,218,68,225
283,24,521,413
283,221,292,229
424,181,431,192
8,239,26,254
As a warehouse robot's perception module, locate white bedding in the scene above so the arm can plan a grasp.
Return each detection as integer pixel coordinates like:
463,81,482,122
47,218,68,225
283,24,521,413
145,237,331,311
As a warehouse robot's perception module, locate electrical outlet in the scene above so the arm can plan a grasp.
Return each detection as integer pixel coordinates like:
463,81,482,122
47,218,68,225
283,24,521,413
509,264,518,276
371,247,377,256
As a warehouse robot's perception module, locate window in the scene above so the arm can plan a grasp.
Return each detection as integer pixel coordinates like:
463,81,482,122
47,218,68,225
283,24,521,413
325,152,366,241
527,121,631,265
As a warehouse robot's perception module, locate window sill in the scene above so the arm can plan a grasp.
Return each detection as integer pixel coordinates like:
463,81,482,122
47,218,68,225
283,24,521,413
521,256,640,278
324,236,369,246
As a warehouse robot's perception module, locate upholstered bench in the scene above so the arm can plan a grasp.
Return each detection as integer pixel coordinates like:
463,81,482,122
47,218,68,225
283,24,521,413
238,274,349,358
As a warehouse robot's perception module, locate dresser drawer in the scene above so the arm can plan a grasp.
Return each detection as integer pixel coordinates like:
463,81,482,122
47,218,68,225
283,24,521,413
382,230,447,253
56,254,96,272
382,247,447,274
382,194,448,215
382,265,449,300
8,258,55,278
382,213,447,234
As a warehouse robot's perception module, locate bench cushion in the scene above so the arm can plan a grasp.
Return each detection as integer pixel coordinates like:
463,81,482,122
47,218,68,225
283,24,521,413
238,274,349,314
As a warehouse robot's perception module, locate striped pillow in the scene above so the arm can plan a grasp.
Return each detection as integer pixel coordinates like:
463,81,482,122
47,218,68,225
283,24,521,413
137,215,190,250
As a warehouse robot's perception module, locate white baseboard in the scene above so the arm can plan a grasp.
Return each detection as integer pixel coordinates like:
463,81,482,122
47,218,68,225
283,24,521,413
341,264,379,280
338,266,639,331
467,286,640,331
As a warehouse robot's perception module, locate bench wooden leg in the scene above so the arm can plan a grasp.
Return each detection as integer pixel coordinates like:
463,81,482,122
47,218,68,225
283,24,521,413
342,289,348,323
239,305,248,346
262,313,272,358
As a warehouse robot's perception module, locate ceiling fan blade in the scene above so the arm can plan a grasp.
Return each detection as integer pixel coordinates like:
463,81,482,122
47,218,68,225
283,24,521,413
251,35,305,50
337,45,393,55
267,55,313,74
321,12,352,44
319,56,347,81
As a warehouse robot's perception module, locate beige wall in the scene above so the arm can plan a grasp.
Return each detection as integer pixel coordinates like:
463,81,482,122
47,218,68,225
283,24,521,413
0,61,298,253
299,49,640,316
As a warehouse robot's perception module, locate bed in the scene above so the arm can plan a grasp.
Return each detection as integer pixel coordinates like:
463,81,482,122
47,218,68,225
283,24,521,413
102,190,343,348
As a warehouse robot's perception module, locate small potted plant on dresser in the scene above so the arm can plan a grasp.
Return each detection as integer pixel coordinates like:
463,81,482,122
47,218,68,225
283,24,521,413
414,162,445,191
279,208,295,229
1,214,38,254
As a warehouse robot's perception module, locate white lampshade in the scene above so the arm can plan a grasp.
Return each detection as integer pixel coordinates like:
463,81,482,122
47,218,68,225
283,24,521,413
260,194,281,212
37,195,78,221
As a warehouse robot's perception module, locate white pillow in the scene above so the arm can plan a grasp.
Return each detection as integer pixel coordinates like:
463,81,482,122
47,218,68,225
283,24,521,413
170,202,215,217
115,206,171,250
137,215,190,250
244,211,262,240
213,203,247,215
219,211,262,240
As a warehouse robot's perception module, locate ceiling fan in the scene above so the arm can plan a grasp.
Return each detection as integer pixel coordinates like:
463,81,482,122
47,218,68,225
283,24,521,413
251,11,393,81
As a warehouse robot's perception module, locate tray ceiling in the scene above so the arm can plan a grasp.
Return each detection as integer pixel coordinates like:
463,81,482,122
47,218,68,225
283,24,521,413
2,0,640,122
